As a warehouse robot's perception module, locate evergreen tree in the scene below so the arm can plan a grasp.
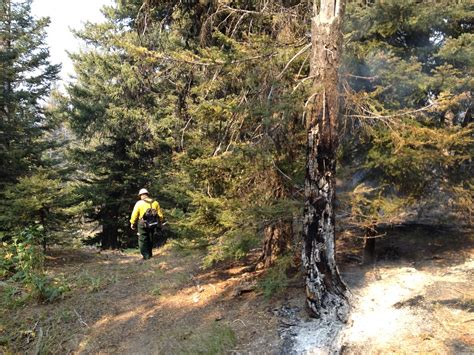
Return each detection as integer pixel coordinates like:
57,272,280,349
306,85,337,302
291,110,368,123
60,0,312,255
63,5,176,248
0,0,61,244
122,0,311,265
340,0,473,258
0,0,60,185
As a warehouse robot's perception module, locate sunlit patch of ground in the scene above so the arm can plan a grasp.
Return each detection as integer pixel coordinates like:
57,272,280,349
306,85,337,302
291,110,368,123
1,244,281,354
343,259,474,353
289,228,474,354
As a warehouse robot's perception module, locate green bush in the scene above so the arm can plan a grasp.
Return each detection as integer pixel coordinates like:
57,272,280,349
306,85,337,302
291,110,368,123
28,274,69,303
202,230,260,268
0,227,68,303
0,227,44,280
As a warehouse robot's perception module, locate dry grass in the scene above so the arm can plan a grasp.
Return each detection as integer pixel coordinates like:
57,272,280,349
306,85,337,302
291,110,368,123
2,228,472,354
0,244,281,354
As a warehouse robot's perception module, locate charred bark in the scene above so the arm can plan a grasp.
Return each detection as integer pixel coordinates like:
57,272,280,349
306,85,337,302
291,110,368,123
363,224,377,265
302,0,350,319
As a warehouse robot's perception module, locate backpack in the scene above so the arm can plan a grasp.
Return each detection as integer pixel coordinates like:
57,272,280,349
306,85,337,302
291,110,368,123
141,200,160,228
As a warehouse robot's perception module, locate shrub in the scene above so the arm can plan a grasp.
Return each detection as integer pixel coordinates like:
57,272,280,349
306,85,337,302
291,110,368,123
0,227,67,303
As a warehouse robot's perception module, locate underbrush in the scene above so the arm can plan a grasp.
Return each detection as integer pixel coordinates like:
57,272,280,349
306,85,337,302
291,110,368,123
166,323,237,354
1,227,68,305
202,231,260,269
258,254,296,299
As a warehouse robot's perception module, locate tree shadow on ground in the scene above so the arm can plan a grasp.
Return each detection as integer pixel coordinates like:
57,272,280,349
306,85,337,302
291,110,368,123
337,225,473,290
22,245,282,354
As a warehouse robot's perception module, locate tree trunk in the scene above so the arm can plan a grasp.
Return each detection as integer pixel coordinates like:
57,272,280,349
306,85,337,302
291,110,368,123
259,220,293,269
39,208,47,252
2,0,12,118
302,0,349,319
258,170,294,269
101,207,119,249
363,224,376,265
102,222,119,249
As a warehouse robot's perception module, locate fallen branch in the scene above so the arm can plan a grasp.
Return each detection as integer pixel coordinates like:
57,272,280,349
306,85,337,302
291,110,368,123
74,308,89,328
33,326,43,355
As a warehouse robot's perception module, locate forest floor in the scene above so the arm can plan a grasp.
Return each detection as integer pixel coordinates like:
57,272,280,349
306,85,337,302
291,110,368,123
1,226,473,354
284,227,474,354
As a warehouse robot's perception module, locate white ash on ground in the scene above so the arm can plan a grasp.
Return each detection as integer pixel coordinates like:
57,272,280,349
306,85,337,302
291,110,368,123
279,257,474,354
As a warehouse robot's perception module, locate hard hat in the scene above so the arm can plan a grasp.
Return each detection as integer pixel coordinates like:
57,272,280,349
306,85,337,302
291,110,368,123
138,188,149,196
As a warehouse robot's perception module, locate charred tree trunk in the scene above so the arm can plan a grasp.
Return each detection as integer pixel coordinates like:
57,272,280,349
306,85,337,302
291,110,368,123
363,224,376,264
302,0,349,319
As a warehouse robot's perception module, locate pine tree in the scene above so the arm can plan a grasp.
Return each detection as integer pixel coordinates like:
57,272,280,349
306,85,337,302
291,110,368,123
95,0,311,259
0,0,60,185
63,5,177,248
0,0,61,244
340,0,473,258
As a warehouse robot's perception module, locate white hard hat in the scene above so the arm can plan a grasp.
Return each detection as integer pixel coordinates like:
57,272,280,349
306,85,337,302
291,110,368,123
138,188,149,196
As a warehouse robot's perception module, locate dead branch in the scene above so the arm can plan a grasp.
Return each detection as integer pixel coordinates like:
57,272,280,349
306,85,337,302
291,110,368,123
73,308,89,328
345,103,436,121
33,326,43,355
344,73,378,81
277,43,312,79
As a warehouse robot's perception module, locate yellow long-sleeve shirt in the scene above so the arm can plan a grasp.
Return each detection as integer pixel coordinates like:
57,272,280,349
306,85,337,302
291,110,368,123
130,198,164,225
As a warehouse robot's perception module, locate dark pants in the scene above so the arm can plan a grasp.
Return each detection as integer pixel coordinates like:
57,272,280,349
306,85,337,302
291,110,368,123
138,223,155,259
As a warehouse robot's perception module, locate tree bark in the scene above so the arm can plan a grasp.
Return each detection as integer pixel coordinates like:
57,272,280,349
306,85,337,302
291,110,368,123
39,208,47,252
257,170,294,269
259,220,293,269
302,0,349,319
363,224,376,265
1,0,12,118
102,222,119,249
101,207,119,249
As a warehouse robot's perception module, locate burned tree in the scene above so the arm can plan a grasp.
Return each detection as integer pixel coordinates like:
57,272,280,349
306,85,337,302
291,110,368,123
302,0,350,319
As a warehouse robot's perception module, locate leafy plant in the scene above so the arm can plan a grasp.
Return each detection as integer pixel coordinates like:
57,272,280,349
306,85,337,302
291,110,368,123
0,227,68,303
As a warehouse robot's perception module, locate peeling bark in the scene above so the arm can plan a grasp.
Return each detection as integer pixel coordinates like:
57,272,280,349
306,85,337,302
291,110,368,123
302,0,349,319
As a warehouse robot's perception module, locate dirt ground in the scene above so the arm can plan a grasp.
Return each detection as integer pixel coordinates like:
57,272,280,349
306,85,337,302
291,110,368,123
1,226,473,354
1,244,285,354
286,227,474,354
